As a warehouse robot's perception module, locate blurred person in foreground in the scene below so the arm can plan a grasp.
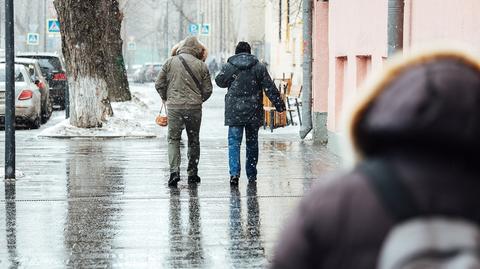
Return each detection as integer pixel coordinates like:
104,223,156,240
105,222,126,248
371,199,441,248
271,46,480,268
215,42,285,185
155,36,212,187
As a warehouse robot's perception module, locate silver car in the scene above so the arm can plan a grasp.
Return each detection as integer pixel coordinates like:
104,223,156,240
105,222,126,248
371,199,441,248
0,64,42,129
0,58,53,123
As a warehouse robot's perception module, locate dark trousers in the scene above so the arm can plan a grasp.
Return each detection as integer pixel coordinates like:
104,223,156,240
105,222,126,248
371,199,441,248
167,109,202,176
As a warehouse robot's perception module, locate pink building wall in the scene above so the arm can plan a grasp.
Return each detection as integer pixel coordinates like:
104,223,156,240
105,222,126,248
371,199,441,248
312,0,480,142
404,0,480,48
312,2,329,114
326,0,387,132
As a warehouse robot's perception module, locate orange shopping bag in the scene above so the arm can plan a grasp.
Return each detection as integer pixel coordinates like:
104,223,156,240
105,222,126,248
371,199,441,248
155,103,168,127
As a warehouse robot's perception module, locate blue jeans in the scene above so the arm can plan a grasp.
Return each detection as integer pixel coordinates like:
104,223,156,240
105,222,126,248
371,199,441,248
228,125,259,179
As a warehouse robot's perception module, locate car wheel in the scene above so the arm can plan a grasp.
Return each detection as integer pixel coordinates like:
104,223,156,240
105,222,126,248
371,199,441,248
30,116,41,129
41,113,48,124
41,102,50,123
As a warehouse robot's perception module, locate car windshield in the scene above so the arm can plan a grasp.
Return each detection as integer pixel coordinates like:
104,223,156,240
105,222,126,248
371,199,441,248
0,68,25,82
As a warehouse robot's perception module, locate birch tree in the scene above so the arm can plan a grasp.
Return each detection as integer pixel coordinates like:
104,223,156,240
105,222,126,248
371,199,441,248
54,0,131,128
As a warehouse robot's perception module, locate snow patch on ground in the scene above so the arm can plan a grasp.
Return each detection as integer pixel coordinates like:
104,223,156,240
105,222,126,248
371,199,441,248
0,169,25,180
38,85,163,138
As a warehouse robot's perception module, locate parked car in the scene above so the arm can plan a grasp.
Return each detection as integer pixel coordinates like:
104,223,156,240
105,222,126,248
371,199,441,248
132,65,147,83
144,62,162,82
0,64,42,129
0,58,53,123
17,52,68,110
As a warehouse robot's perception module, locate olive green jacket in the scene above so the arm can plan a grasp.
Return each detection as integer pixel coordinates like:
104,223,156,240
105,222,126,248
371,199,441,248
155,37,213,110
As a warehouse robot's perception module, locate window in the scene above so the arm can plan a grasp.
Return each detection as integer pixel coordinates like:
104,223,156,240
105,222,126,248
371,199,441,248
335,57,347,129
356,56,372,89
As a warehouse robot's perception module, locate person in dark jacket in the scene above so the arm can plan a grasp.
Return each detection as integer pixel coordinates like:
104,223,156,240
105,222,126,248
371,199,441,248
271,46,480,268
215,42,285,185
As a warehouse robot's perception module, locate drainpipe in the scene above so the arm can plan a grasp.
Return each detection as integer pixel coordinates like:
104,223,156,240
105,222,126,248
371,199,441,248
387,0,404,56
300,0,313,139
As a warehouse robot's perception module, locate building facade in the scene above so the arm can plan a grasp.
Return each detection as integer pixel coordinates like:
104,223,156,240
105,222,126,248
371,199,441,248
264,0,304,85
196,0,267,64
312,0,480,154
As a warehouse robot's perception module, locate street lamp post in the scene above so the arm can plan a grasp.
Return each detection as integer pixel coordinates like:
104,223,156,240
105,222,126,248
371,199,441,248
4,0,15,180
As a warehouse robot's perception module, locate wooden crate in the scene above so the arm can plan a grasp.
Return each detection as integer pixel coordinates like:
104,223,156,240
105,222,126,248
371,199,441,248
263,93,287,129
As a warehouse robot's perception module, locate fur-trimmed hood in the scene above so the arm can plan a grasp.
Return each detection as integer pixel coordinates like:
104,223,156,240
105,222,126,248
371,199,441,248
348,46,480,162
170,36,208,62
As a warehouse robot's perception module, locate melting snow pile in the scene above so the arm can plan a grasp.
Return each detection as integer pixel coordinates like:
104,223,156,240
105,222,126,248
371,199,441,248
0,169,25,180
39,94,161,138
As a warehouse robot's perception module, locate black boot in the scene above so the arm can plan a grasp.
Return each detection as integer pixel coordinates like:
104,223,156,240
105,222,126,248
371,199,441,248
168,172,180,187
188,175,201,185
230,176,239,186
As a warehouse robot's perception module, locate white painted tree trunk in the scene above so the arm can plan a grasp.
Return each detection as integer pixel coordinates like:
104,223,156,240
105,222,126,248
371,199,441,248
69,75,110,128
54,0,127,128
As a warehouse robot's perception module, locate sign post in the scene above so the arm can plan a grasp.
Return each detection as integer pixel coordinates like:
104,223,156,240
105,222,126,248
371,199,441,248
5,0,15,180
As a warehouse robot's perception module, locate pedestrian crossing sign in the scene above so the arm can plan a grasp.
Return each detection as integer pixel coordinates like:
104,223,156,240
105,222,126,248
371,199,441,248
27,33,40,45
47,19,61,34
200,24,210,36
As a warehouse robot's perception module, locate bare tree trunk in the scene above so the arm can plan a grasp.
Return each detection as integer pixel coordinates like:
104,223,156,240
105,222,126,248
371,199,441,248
103,1,131,102
54,0,131,128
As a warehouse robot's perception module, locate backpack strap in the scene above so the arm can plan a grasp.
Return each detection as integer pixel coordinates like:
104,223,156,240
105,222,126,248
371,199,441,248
178,55,202,92
359,159,421,222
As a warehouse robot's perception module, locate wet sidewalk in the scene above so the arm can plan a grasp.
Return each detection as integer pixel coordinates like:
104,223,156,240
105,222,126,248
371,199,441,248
0,84,340,268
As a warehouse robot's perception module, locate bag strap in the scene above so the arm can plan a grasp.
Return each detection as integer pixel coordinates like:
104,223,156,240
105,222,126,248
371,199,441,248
160,102,166,114
359,159,421,222
178,55,202,92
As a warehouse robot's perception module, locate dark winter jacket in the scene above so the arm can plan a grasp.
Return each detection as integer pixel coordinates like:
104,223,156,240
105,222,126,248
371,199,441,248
271,47,480,269
155,36,213,110
215,53,285,126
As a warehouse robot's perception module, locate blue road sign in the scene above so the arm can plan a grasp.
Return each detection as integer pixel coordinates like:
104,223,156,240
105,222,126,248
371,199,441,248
47,19,61,34
200,24,210,36
27,33,40,45
127,42,136,51
189,23,199,35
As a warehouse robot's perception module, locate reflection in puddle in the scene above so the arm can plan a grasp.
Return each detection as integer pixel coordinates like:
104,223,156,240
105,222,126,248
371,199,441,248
168,185,204,268
229,184,265,267
4,182,19,268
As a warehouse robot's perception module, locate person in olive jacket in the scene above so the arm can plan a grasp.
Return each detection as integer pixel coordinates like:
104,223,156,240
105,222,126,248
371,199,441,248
270,46,480,268
215,42,285,185
156,36,213,187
